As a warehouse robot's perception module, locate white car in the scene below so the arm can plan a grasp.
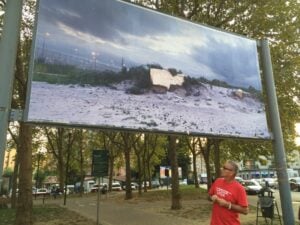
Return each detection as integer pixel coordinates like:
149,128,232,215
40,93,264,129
91,183,108,193
33,188,50,196
243,179,262,195
122,183,137,190
111,182,122,191
260,177,278,188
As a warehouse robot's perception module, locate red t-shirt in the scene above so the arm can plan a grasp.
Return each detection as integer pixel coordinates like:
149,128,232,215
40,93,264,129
209,178,248,225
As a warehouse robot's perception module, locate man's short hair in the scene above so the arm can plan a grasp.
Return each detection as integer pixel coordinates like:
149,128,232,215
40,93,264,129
227,160,239,175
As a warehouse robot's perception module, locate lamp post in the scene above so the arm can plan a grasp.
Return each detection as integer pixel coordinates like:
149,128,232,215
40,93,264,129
91,51,97,70
41,32,50,61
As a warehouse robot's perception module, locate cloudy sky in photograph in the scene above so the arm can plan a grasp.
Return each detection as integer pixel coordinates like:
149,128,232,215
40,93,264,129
35,0,262,90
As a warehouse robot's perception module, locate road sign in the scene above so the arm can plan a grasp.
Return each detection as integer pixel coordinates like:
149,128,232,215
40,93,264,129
92,150,108,177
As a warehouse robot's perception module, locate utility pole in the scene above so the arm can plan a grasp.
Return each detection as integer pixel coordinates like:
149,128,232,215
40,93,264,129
260,40,295,225
0,1,23,186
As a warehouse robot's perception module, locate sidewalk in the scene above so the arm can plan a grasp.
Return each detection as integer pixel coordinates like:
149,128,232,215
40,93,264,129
37,194,210,225
68,199,204,225
36,192,270,225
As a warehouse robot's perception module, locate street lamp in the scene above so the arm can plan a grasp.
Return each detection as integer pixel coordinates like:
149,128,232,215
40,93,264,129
41,32,50,61
91,51,97,70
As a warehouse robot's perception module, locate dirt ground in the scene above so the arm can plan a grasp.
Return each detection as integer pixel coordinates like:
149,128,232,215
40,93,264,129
32,192,284,225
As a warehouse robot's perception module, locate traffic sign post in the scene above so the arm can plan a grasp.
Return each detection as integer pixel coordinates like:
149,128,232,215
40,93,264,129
92,150,109,177
91,150,109,225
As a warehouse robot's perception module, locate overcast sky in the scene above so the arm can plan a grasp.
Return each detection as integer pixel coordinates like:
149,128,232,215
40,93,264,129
35,0,262,90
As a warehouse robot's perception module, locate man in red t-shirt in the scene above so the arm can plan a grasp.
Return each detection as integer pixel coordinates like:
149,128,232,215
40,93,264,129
209,160,249,225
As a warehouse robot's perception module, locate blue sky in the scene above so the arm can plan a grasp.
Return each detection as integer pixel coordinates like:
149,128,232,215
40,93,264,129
35,0,262,90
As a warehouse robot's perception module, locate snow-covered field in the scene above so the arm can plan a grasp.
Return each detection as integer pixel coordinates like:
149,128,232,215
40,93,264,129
27,81,270,139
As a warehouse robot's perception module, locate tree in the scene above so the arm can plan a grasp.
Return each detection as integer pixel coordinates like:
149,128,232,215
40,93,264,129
143,133,165,189
198,138,214,190
45,128,77,192
184,136,201,188
168,135,181,209
4,0,37,224
133,0,300,166
99,131,123,193
119,132,135,199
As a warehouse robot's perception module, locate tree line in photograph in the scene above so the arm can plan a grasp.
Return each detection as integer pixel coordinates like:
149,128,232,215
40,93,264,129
33,61,263,101
0,1,299,225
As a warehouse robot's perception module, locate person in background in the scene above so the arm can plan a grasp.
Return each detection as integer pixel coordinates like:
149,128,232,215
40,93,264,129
209,160,249,225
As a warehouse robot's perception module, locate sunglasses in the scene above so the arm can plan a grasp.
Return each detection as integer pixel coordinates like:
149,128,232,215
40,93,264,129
222,166,233,171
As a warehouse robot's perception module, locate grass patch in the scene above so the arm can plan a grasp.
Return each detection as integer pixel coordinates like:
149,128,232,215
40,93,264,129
0,205,96,225
0,208,15,225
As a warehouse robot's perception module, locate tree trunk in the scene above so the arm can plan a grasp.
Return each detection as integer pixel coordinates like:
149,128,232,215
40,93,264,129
78,131,85,197
142,135,147,192
15,123,32,225
213,139,221,179
57,129,65,191
192,152,199,188
108,153,114,192
11,148,20,208
122,133,132,200
199,138,212,191
136,155,142,195
169,136,181,210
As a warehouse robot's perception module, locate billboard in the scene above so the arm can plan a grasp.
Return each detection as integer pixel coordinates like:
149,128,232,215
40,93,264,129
160,166,182,179
25,0,270,139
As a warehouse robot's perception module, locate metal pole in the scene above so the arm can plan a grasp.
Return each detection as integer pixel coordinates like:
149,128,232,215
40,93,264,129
259,39,294,225
96,177,100,225
0,1,23,180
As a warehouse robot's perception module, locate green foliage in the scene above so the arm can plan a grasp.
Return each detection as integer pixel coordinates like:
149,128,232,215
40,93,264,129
183,76,200,87
127,65,152,89
133,0,300,161
0,205,96,225
218,139,273,165
0,208,15,225
176,136,192,179
33,169,47,187
3,168,13,177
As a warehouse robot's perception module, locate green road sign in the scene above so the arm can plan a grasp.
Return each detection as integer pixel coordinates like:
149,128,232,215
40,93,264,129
92,150,109,177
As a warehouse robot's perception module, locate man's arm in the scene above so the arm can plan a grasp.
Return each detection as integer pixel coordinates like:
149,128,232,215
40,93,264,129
214,198,249,215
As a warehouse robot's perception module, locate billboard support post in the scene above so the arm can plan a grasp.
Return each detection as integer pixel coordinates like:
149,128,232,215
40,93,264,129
0,1,23,180
259,39,294,225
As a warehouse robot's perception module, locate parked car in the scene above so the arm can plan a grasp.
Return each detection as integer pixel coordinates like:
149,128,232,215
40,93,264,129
289,177,300,191
141,181,150,188
199,174,208,184
260,177,278,189
131,182,139,189
151,180,160,189
111,182,122,191
243,179,263,195
235,176,245,185
33,188,50,196
179,179,188,185
122,182,137,190
91,183,108,194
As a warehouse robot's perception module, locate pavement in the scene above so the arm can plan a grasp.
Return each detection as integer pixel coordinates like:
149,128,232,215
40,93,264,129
33,188,300,225
34,193,208,225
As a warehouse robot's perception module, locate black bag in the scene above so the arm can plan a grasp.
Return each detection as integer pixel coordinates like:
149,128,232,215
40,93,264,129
259,196,274,218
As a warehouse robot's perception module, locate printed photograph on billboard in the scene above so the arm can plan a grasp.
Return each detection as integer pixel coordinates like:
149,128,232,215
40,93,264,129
25,0,270,139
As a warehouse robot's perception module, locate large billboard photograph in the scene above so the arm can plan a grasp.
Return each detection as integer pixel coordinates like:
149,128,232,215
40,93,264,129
25,0,270,139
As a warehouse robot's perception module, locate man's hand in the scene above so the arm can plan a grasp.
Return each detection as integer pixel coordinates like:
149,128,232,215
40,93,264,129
211,195,231,208
211,195,219,202
217,198,229,207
